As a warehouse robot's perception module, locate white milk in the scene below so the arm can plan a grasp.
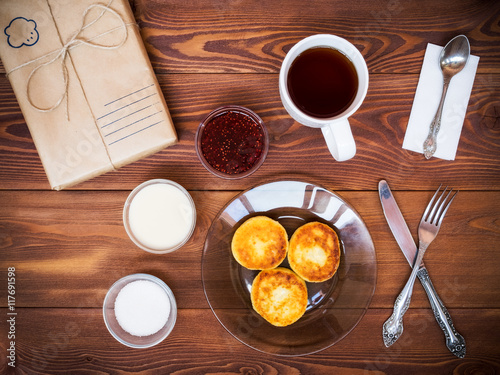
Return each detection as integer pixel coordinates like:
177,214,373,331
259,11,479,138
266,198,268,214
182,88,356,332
128,183,194,251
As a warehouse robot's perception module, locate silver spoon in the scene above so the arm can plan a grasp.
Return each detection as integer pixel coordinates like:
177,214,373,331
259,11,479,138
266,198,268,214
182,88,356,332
423,35,470,159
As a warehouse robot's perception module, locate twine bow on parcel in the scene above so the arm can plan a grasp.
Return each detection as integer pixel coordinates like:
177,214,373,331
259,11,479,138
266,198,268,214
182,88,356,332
6,2,135,120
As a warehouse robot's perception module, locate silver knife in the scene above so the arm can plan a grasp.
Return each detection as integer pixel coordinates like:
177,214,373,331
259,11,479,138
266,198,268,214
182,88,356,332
378,180,466,358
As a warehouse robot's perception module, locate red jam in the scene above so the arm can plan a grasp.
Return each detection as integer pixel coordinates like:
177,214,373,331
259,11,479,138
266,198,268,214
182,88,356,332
200,110,265,175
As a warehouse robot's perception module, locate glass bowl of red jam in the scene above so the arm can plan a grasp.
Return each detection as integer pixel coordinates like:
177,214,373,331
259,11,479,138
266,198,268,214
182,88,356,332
196,106,269,179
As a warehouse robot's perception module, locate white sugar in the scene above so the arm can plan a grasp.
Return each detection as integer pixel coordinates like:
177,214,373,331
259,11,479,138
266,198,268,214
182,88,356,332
114,280,171,337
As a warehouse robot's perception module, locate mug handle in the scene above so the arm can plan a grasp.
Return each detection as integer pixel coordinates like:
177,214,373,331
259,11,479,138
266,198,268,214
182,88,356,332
321,119,356,161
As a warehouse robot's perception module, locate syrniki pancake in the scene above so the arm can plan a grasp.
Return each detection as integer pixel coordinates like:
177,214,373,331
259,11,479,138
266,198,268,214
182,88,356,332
231,216,288,270
251,267,308,327
288,221,340,282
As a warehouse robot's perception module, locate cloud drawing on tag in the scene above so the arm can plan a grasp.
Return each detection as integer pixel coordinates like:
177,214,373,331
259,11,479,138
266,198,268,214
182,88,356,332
4,17,39,48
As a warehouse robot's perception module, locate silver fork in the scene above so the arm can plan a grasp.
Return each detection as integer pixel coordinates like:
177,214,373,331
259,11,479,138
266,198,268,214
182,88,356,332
383,185,458,347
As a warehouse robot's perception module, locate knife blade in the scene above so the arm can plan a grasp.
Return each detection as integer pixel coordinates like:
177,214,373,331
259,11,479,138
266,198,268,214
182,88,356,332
378,180,466,358
378,180,420,268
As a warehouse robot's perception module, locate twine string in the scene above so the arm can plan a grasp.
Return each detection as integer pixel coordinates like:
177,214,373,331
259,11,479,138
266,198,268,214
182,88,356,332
6,1,135,120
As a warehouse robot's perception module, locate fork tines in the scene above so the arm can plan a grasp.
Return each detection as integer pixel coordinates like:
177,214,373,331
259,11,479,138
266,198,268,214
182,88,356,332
423,185,459,225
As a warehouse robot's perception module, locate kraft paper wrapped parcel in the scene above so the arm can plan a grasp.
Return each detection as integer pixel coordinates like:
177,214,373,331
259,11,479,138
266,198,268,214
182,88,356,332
0,0,178,190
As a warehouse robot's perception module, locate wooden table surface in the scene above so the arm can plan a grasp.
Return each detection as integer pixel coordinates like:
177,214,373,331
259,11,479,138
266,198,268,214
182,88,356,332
1,0,500,373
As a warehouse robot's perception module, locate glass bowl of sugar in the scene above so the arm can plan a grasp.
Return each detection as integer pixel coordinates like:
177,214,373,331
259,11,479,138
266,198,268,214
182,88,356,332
123,179,196,254
103,273,177,348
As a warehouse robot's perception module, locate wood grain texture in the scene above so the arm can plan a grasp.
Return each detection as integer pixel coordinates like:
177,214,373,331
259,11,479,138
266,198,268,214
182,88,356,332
0,308,498,374
0,0,499,75
133,0,500,74
1,190,499,309
0,72,499,191
0,0,499,373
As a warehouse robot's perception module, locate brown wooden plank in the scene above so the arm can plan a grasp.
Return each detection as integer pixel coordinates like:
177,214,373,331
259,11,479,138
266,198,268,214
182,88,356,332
1,0,498,75
133,0,500,74
0,308,498,374
0,0,499,373
0,72,499,191
1,190,499,309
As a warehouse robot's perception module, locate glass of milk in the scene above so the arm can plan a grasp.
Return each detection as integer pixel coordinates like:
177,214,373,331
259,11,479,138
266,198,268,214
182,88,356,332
123,179,196,254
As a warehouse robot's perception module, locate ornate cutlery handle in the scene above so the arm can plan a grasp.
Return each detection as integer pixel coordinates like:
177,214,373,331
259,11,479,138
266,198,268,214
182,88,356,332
382,267,418,347
417,267,466,358
383,243,429,347
423,79,450,159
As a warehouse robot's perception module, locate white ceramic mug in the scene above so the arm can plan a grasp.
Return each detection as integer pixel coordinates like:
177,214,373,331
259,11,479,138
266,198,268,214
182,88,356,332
279,34,369,161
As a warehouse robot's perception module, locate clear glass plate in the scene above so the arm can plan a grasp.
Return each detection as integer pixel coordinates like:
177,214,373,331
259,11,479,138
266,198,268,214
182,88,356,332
201,180,377,356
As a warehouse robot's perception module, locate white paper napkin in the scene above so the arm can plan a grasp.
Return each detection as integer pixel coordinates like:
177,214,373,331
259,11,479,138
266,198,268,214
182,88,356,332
403,43,480,160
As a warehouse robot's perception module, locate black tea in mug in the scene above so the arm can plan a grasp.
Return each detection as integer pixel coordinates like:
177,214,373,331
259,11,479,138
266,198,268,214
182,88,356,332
287,47,359,118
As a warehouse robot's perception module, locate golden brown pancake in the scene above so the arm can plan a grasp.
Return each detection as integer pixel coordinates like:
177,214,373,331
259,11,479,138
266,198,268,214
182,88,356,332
231,216,288,270
288,221,340,282
251,267,308,327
